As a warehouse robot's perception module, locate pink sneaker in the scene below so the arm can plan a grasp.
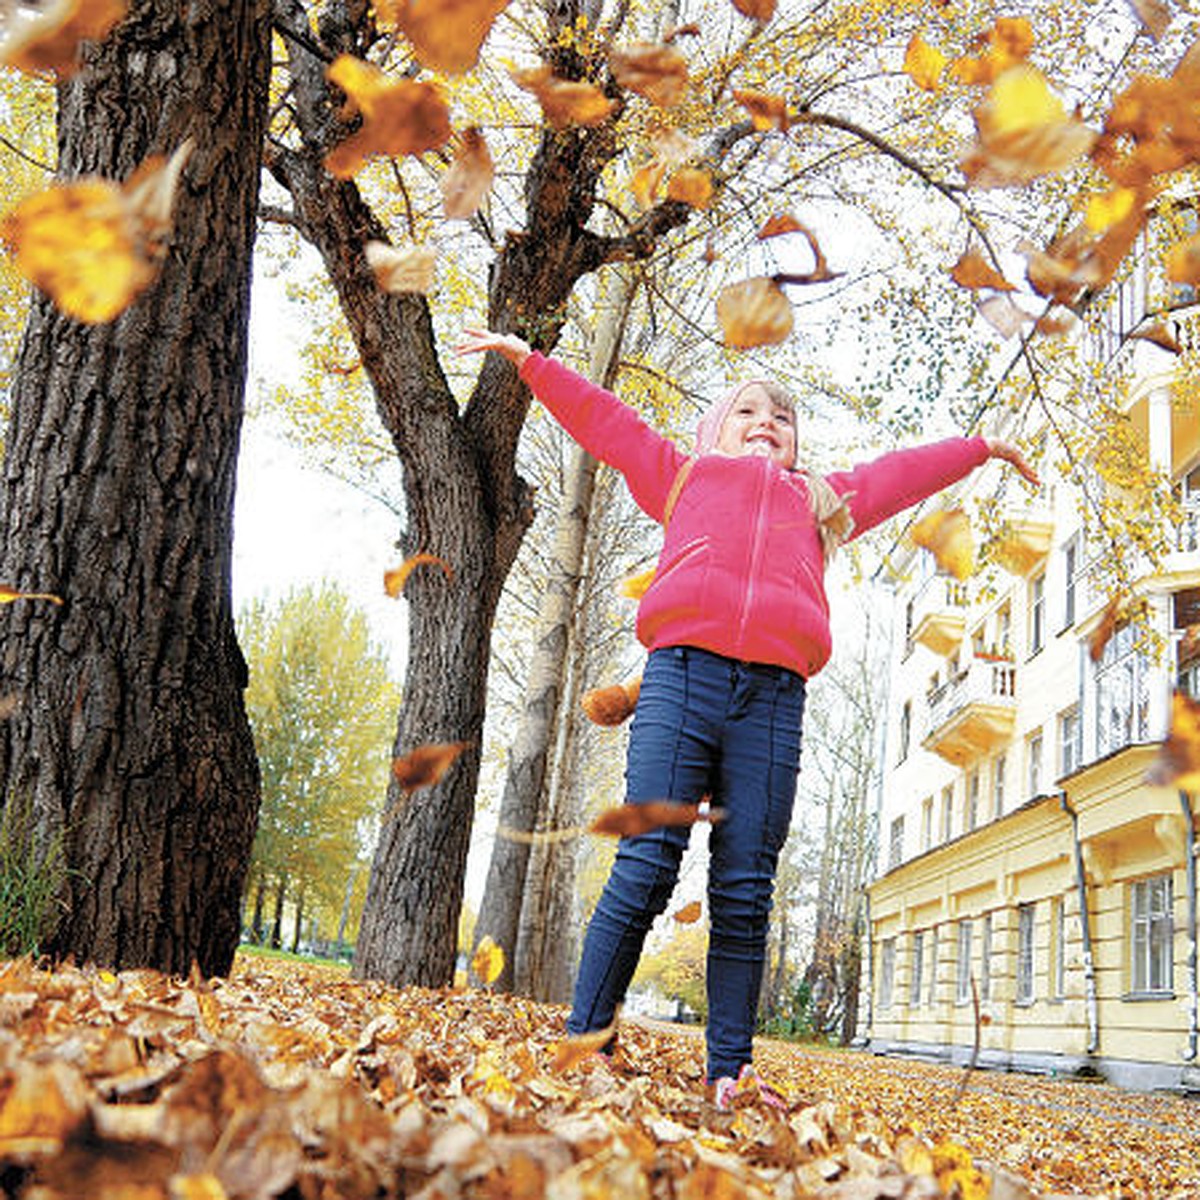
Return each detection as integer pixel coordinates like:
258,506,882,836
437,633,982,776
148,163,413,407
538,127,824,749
712,1063,788,1113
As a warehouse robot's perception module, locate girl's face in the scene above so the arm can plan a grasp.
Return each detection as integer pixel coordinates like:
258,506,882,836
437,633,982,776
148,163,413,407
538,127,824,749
715,384,796,467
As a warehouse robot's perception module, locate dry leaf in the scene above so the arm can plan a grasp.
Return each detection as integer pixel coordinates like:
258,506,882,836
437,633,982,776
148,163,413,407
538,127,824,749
716,277,793,348
911,509,974,581
647,126,698,166
441,127,494,219
1035,310,1075,336
1088,594,1126,662
471,936,505,985
365,242,437,295
1,143,192,324
1,0,127,76
731,0,776,21
664,23,701,42
325,57,451,178
1085,186,1138,232
666,167,713,208
1147,692,1200,792
511,65,615,129
950,249,1015,291
757,213,803,239
629,160,666,210
590,799,719,837
373,0,510,74
763,221,839,285
733,88,789,132
1167,233,1200,285
0,585,63,606
391,741,468,793
550,1021,616,1073
903,34,947,92
580,678,640,726
961,65,1096,188
1129,322,1182,353
608,43,689,108
1128,0,1171,39
949,16,1034,86
977,293,1029,338
384,553,453,598
673,900,702,924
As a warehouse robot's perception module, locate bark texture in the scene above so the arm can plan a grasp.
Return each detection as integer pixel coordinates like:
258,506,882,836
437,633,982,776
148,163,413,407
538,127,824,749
0,0,271,973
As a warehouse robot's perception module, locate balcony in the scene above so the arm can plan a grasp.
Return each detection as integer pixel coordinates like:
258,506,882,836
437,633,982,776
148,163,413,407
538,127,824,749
909,577,969,656
923,658,1017,766
992,515,1054,577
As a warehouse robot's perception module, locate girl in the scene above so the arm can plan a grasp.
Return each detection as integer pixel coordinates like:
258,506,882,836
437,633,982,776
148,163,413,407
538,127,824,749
456,328,1036,1108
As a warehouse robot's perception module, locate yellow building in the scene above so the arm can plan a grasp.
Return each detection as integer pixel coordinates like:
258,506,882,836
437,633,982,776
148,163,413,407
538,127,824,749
860,255,1200,1091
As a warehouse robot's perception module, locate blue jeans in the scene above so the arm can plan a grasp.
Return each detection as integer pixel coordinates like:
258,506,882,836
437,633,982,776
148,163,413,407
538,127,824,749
567,644,806,1081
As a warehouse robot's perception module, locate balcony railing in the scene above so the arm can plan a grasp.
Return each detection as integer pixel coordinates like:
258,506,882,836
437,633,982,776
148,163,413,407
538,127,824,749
923,658,1018,766
908,576,969,656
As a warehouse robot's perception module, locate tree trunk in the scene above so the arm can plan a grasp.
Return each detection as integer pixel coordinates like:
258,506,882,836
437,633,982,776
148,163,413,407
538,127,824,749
291,886,305,954
251,876,266,945
473,274,634,992
270,875,287,950
0,0,269,975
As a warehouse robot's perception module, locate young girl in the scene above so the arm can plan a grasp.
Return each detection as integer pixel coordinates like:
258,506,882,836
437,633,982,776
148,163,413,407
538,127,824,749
456,328,1036,1108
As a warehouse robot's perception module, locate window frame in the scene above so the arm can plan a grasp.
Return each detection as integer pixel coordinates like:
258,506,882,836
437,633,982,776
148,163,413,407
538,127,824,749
1016,902,1036,1005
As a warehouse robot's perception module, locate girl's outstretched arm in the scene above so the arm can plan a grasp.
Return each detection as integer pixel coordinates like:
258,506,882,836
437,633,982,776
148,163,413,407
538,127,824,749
455,328,531,369
983,438,1040,487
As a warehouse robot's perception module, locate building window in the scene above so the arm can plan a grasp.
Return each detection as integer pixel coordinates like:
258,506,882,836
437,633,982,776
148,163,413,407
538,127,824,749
928,927,939,1007
1095,622,1152,759
993,754,1007,818
1027,730,1043,798
1060,706,1082,776
1051,896,1067,1000
1017,903,1036,1004
940,785,953,842
997,603,1012,659
879,938,897,1009
888,816,905,870
966,770,980,831
921,797,934,852
1062,536,1079,629
898,700,912,763
1029,572,1046,656
1130,875,1173,995
980,913,993,1001
904,598,915,653
910,932,925,1006
956,920,973,1005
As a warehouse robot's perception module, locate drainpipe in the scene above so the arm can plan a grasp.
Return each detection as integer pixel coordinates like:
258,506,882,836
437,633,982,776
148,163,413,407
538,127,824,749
1181,789,1198,1062
1059,793,1099,1055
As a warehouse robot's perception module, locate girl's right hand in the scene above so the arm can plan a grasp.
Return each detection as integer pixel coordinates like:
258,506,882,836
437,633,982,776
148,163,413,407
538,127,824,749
455,328,531,369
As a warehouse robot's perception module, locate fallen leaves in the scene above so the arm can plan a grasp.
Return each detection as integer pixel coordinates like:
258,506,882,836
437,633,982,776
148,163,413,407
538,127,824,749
911,509,975,581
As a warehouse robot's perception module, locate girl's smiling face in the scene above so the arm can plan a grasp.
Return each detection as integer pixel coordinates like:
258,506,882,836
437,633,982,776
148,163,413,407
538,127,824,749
715,384,796,467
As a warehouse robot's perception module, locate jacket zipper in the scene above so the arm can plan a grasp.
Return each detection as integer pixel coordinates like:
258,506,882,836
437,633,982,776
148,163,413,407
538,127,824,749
735,456,771,655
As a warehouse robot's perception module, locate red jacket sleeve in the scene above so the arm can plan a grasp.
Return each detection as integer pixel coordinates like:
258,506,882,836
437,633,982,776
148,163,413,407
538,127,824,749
519,352,686,522
827,436,990,539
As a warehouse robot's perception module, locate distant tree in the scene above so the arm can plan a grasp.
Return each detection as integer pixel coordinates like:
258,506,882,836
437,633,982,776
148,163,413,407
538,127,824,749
633,920,708,1022
239,584,400,950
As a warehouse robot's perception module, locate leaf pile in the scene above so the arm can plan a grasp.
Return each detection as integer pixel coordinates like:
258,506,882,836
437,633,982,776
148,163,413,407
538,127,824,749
1,955,1182,1198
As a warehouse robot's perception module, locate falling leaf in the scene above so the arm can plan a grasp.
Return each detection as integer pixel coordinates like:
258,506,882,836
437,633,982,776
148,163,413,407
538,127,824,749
731,0,776,20
373,0,510,74
911,509,974,580
949,16,1034,86
580,678,640,726
647,126,698,166
1148,692,1200,791
511,65,615,129
764,221,840,285
1128,0,1171,39
365,241,437,295
716,277,793,348
1085,186,1137,232
1167,233,1200,285
590,799,720,837
471,936,505,985
664,22,701,42
757,213,803,240
673,900,702,924
384,553,453,598
1,0,127,76
1088,594,1126,662
1,143,192,324
1035,310,1075,336
1129,322,1182,353
961,65,1096,188
950,249,1015,291
440,127,494,220
391,741,468,793
549,1021,617,1073
608,43,689,108
0,585,63,606
733,89,789,132
903,34,947,92
629,160,666,210
666,167,713,208
977,293,1029,338
325,57,452,178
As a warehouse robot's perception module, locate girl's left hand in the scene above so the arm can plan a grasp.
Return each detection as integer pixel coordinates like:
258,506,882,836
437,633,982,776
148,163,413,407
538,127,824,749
985,439,1040,487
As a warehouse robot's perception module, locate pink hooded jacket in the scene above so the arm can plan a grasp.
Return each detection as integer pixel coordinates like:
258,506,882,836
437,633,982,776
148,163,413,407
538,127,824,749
520,353,988,678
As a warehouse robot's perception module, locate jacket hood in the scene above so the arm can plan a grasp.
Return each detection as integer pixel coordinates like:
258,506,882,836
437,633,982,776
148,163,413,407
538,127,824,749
694,380,796,467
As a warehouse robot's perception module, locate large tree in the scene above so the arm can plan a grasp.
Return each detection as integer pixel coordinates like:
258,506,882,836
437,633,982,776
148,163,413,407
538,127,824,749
0,0,271,973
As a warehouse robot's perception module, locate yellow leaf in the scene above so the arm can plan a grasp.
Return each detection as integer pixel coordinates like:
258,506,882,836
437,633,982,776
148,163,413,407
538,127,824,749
1167,233,1200,285
324,57,451,178
1085,186,1137,232
629,161,666,210
511,65,615,129
911,509,974,581
0,585,63,606
1147,692,1200,792
373,0,510,74
365,242,437,295
383,553,453,597
716,277,793,348
673,900,702,924
169,1175,228,1200
440,127,494,220
903,34,947,92
1,0,127,77
471,935,505,985
666,167,713,209
609,42,689,108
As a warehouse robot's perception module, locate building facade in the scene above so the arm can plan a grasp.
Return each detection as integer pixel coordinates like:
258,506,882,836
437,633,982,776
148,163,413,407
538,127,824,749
859,257,1200,1091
